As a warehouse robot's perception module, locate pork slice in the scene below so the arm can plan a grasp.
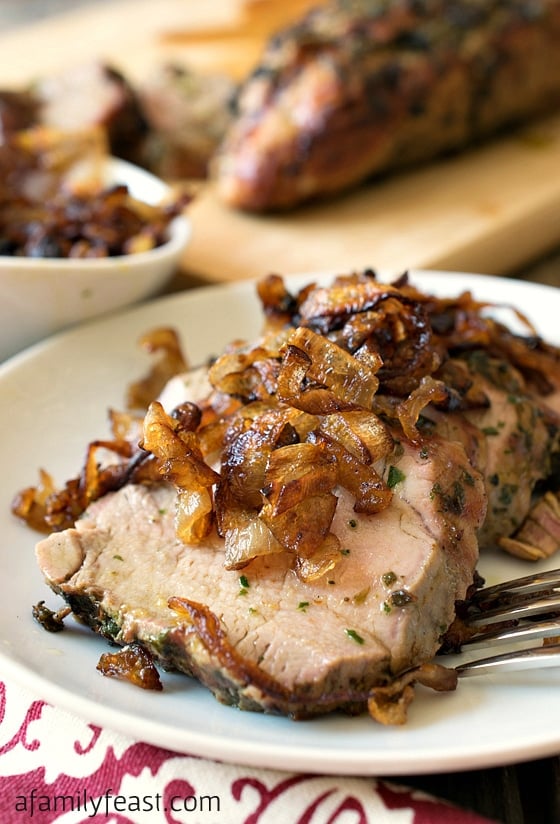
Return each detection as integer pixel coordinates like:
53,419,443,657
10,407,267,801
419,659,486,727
138,63,236,180
37,62,147,164
427,354,560,549
36,435,485,718
465,382,555,546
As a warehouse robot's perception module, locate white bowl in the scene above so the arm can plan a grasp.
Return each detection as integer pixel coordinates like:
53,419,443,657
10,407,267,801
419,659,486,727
0,158,191,362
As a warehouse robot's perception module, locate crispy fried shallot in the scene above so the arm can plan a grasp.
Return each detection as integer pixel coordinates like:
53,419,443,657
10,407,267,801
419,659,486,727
277,327,380,412
310,431,393,515
298,276,437,395
142,400,220,543
32,600,71,633
208,345,283,402
256,273,301,330
223,513,284,569
11,436,147,533
367,663,458,725
126,327,189,410
262,441,337,516
97,643,163,691
318,410,393,464
396,376,457,443
12,469,58,534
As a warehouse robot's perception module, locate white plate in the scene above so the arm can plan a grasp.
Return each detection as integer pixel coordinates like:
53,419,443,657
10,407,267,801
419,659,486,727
1,271,560,776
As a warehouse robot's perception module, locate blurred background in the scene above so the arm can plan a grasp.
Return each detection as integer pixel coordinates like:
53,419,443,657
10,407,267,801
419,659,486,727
1,0,109,28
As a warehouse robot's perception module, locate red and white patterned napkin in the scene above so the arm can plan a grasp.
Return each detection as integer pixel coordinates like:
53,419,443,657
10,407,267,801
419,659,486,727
0,677,496,823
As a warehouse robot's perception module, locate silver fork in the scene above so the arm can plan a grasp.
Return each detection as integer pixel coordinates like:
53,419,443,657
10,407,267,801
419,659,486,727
439,567,560,677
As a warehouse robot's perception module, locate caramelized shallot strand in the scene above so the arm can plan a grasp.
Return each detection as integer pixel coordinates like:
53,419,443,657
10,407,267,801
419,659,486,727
12,437,142,533
257,440,340,570
97,643,163,691
260,491,338,557
310,431,392,515
318,410,393,464
396,376,454,442
142,401,220,543
208,345,282,401
11,468,57,534
262,441,337,516
367,663,458,725
298,277,403,325
224,513,284,569
257,273,300,330
277,327,379,412
126,327,189,410
295,532,342,583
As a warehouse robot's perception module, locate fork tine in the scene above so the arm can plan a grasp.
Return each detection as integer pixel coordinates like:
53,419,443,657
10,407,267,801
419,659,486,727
455,642,560,678
460,567,560,628
469,567,560,602
461,617,560,648
465,592,560,625
442,570,560,675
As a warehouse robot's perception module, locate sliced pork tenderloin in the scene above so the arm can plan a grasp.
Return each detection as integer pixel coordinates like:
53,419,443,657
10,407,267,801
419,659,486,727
36,432,486,718
35,348,559,717
29,271,560,720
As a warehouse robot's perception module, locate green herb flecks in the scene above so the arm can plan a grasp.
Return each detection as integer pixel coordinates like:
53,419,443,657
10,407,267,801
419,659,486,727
430,480,466,515
353,587,370,605
387,465,406,488
498,483,519,506
345,628,365,645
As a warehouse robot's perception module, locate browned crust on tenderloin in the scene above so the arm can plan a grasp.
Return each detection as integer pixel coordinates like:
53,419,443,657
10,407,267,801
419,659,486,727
166,597,393,717
216,0,560,210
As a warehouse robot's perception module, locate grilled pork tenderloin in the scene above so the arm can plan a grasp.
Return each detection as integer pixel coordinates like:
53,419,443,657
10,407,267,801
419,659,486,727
215,0,560,210
29,272,560,721
36,434,485,718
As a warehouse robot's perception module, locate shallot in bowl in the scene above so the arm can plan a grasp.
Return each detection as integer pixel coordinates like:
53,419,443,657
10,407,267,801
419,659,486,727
0,155,190,361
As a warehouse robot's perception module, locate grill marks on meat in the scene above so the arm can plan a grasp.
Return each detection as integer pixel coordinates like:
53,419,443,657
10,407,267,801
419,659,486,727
36,433,485,717
215,0,560,210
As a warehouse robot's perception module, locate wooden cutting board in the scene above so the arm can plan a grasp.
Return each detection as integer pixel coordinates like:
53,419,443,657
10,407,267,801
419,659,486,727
2,0,560,284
